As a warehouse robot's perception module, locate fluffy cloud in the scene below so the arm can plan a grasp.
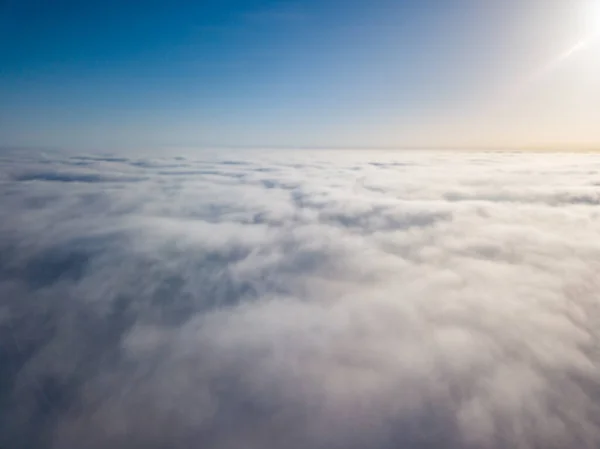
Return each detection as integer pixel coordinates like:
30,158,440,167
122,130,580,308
1,149,600,449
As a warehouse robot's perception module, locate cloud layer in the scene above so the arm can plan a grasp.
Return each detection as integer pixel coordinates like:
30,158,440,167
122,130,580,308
1,149,600,449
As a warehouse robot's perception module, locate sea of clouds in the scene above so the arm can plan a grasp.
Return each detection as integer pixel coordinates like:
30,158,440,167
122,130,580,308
1,148,600,449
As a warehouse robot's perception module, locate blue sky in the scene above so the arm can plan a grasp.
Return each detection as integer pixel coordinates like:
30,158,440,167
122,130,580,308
1,0,597,150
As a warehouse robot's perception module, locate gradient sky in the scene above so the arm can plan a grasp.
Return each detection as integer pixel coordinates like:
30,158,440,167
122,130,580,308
1,0,600,151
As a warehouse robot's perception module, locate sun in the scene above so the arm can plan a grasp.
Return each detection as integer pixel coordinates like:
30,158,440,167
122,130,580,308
586,0,600,37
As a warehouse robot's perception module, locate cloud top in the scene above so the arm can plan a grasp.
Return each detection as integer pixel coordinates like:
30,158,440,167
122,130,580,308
1,149,600,449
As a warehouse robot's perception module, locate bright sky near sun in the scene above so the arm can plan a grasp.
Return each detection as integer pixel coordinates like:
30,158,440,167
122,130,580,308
1,0,600,151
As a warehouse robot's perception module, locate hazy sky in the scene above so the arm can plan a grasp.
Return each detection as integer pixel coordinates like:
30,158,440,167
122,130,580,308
1,0,600,150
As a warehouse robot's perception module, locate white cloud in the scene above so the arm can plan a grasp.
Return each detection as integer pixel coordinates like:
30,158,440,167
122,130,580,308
1,149,600,448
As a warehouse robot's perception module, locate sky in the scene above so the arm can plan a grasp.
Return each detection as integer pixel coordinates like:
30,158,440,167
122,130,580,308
1,0,600,151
